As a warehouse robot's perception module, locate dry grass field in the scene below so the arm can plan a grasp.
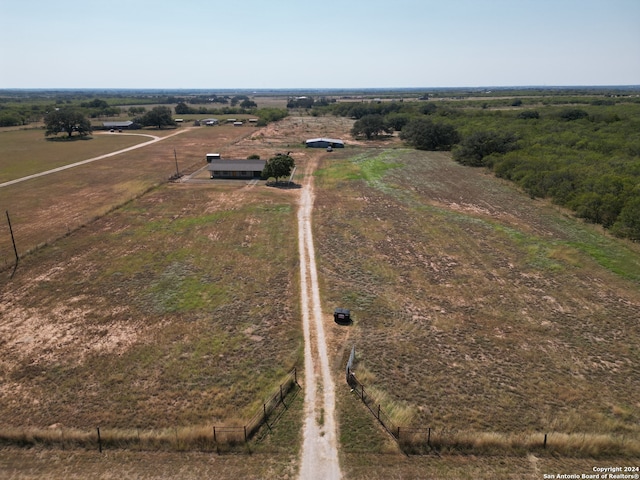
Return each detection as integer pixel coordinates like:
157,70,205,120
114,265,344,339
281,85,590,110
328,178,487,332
0,124,258,265
1,113,639,478
314,146,640,451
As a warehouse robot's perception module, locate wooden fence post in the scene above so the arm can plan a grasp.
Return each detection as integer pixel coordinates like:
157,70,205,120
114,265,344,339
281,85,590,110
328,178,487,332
543,433,547,449
377,404,380,420
244,426,247,443
361,385,365,401
280,384,284,403
97,427,102,453
427,427,431,446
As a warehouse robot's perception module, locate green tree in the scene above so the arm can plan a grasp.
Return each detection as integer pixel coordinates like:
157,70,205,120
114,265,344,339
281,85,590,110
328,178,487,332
175,102,194,115
230,95,249,107
139,106,175,129
0,112,22,127
128,106,147,116
351,114,390,140
400,118,459,150
80,98,109,109
255,108,288,126
44,108,92,138
453,130,519,166
263,154,295,183
385,113,411,132
612,196,640,241
240,99,257,109
420,102,437,115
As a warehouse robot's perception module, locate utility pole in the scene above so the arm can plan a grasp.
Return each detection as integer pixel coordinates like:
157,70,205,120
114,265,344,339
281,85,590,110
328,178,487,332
6,210,19,279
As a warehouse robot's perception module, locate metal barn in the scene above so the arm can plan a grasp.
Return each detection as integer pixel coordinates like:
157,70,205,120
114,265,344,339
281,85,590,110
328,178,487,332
305,138,345,148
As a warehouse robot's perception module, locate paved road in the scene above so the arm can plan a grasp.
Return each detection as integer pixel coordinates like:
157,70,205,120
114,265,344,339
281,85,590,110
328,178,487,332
0,130,189,189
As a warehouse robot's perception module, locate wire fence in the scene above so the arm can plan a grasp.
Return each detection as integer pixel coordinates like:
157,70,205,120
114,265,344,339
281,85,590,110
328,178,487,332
344,346,640,457
0,367,300,452
214,367,300,444
346,347,400,443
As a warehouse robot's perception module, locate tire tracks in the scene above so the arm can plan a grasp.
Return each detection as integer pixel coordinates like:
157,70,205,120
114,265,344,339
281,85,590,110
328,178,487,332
298,156,342,480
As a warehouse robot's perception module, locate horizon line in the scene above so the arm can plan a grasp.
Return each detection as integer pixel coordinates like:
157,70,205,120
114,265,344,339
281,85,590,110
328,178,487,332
2,85,640,92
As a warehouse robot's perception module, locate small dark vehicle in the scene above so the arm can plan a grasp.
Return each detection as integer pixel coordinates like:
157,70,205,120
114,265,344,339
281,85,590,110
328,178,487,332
334,308,351,324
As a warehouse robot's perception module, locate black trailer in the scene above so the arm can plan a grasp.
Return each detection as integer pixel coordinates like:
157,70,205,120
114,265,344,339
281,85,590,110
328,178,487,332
334,308,351,324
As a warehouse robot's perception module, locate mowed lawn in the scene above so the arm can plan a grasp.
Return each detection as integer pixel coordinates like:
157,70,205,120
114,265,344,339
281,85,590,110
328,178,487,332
314,148,640,446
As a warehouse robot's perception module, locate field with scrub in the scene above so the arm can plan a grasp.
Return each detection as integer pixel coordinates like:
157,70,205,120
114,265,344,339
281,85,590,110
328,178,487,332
0,115,308,423
314,147,640,459
0,98,639,479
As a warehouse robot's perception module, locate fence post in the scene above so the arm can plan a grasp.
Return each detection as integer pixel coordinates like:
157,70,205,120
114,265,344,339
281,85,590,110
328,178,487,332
213,426,217,443
543,433,547,449
427,427,431,446
397,426,400,439
264,403,267,422
244,426,247,443
97,427,102,453
280,384,284,404
361,385,365,401
377,404,380,420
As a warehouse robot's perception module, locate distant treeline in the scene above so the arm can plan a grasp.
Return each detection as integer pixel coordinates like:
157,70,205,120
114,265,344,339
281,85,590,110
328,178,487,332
314,96,640,241
0,92,287,128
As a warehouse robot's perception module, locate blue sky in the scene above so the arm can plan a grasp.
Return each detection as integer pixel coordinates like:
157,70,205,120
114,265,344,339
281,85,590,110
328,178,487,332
1,0,638,89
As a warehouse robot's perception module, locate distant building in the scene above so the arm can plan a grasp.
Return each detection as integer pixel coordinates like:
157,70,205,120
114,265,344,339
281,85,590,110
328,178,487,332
305,138,344,148
207,159,266,179
102,120,137,130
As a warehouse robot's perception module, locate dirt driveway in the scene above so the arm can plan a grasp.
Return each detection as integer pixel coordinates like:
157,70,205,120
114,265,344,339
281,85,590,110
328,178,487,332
297,153,342,480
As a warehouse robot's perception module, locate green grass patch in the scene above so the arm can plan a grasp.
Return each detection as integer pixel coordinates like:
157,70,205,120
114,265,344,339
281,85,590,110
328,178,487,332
315,151,403,188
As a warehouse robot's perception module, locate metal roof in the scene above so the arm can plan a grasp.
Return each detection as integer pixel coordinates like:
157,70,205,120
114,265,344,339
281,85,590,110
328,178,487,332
207,159,266,171
306,137,344,145
103,121,134,127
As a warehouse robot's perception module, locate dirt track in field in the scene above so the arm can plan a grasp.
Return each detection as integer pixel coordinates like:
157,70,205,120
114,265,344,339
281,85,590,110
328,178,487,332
297,154,342,480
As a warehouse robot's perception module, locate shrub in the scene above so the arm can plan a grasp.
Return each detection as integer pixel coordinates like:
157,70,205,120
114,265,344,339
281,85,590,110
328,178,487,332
517,110,539,120
559,108,588,121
